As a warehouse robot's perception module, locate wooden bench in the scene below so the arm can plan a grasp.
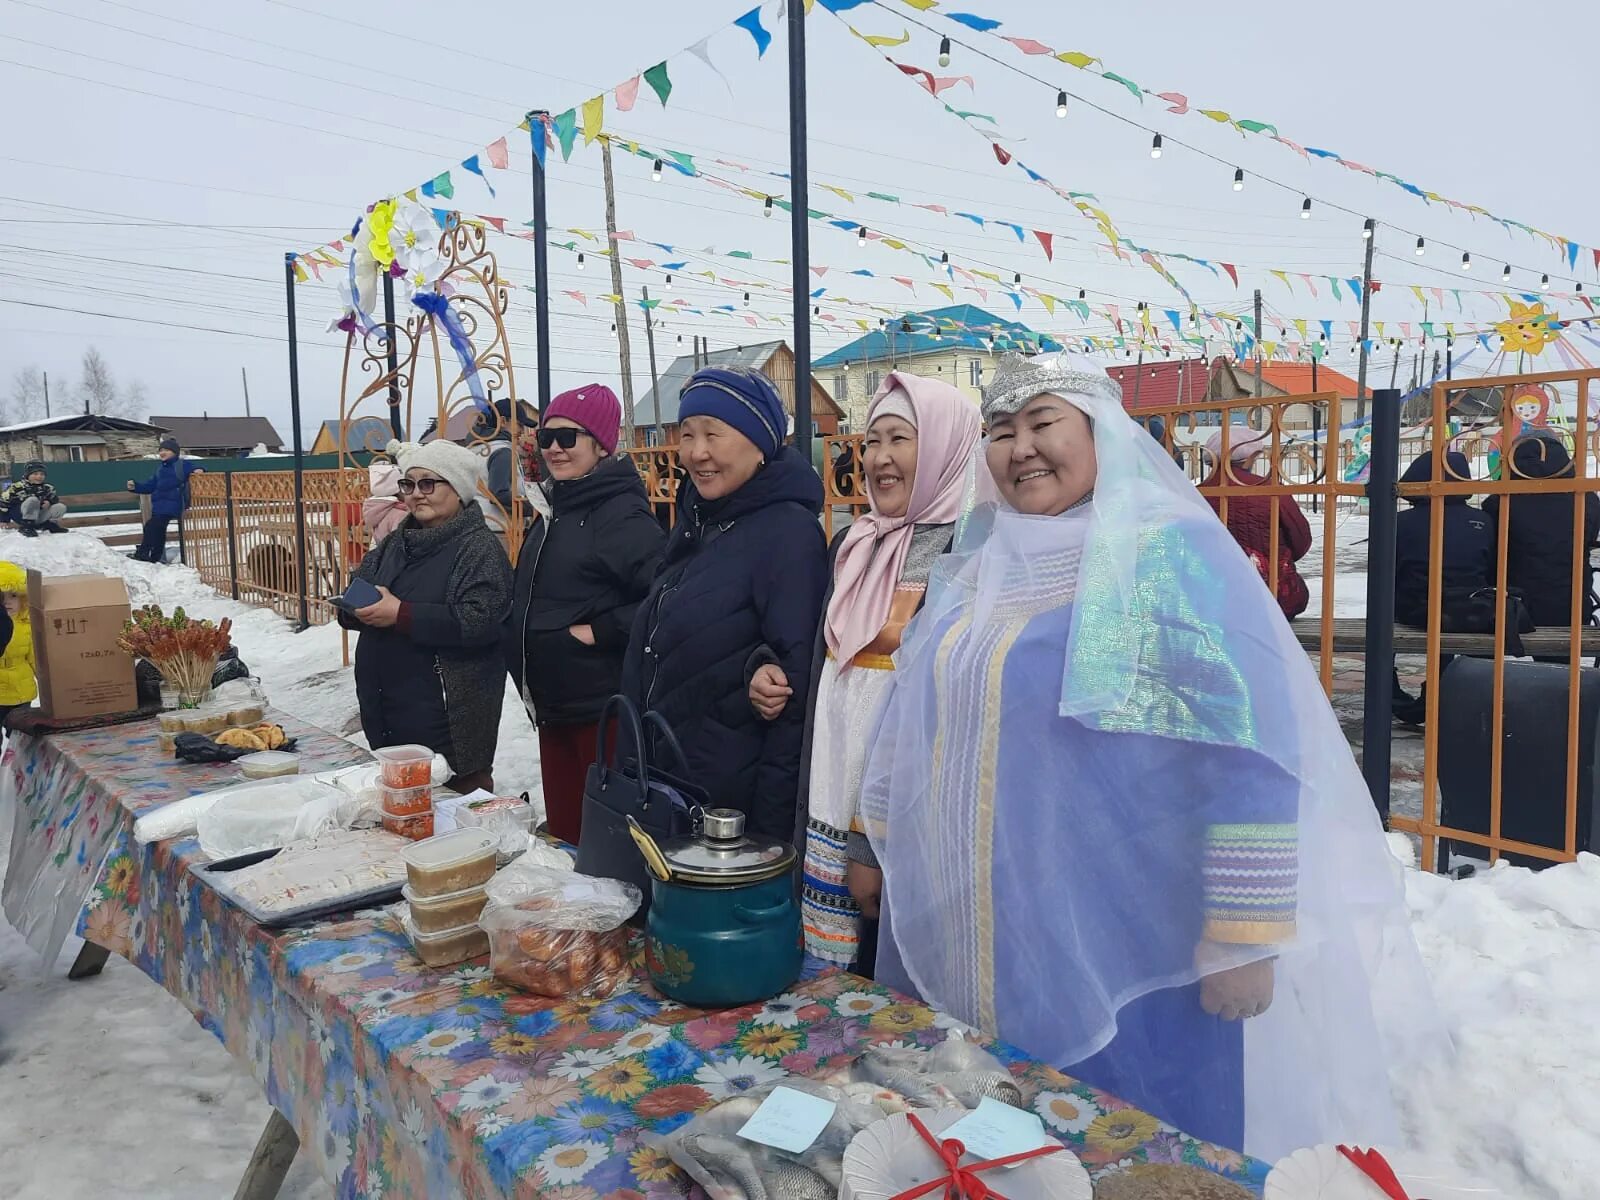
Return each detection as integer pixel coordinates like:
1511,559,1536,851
1292,617,1600,656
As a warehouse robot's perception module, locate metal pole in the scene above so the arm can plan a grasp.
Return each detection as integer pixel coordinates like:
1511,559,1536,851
526,111,554,415
1132,346,1143,409
601,137,637,448
642,286,662,444
284,253,310,632
224,470,240,601
382,271,404,441
1355,227,1377,422
1361,387,1402,820
42,371,49,418
1311,354,1321,515
241,366,252,418
1253,288,1264,398
786,0,813,464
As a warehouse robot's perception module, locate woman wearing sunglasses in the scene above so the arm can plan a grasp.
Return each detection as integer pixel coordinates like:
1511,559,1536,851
504,385,665,842
340,438,513,791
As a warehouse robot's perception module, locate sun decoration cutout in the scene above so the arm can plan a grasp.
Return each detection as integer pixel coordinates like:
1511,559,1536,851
1496,301,1562,355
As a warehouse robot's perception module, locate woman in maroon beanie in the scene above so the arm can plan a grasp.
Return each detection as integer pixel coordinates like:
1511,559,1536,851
503,384,665,841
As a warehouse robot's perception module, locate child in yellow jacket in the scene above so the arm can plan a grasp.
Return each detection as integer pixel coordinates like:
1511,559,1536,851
0,561,37,722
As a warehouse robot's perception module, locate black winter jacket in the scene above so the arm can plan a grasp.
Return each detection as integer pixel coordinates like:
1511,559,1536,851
1394,451,1494,629
505,455,666,727
1483,438,1600,626
338,503,513,776
621,448,828,840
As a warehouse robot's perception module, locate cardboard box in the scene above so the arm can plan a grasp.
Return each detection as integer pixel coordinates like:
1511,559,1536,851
27,571,138,720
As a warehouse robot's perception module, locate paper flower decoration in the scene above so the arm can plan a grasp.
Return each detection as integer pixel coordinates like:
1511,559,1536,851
1495,301,1561,355
366,199,399,268
390,203,440,262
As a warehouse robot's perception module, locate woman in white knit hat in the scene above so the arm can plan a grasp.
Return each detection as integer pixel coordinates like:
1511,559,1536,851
337,438,513,790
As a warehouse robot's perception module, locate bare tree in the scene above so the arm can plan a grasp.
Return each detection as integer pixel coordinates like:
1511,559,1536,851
76,347,119,415
124,380,149,421
7,366,45,423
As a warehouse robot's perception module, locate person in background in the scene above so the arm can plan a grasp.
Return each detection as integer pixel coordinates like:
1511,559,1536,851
1202,426,1312,619
749,372,980,974
1391,450,1493,725
622,366,828,840
361,454,409,549
1483,435,1600,629
338,439,512,792
505,384,665,843
3,462,68,536
471,396,542,534
127,439,203,564
0,562,34,734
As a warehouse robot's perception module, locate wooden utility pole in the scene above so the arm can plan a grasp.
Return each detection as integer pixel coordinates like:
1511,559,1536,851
1354,225,1377,423
641,285,662,444
241,366,252,417
1252,288,1264,398
42,370,50,418
600,137,637,446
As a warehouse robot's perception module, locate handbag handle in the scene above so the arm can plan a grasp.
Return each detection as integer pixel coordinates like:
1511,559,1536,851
594,693,649,805
641,711,692,778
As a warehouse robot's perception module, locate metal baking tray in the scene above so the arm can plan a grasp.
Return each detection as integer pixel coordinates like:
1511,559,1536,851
190,845,405,929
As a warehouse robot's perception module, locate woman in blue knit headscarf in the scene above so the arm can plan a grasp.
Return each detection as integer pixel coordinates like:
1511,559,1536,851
621,366,829,839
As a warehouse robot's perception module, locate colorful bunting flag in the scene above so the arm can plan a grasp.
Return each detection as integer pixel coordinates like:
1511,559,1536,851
420,171,454,200
581,95,604,145
461,155,495,196
734,7,772,56
552,110,578,160
643,62,672,106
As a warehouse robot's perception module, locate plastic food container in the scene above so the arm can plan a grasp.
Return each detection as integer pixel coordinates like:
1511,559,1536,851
158,730,178,753
402,829,497,896
238,751,300,779
180,710,230,735
381,784,433,816
455,795,534,861
404,882,489,934
402,913,489,968
225,704,267,727
383,809,435,841
159,712,187,733
375,744,434,789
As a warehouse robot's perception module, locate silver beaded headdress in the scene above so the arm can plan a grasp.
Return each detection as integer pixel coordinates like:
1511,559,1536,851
980,351,1124,422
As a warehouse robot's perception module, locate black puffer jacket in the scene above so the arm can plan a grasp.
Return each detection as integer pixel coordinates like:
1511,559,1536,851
505,455,666,727
1483,437,1600,626
338,503,513,776
1394,450,1494,628
622,448,828,839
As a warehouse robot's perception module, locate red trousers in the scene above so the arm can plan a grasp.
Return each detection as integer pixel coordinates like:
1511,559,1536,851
537,720,609,845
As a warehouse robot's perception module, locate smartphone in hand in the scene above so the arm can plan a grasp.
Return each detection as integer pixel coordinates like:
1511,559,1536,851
341,578,382,610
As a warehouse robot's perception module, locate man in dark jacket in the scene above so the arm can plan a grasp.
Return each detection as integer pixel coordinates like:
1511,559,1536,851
127,439,203,563
1392,449,1493,724
622,366,828,841
1483,436,1600,628
2,462,68,535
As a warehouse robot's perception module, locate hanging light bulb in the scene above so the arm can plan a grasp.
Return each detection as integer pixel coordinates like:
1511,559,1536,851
813,305,820,317
1362,217,1374,239
743,291,750,306
576,252,585,270
664,273,673,289
1415,236,1426,256
1137,301,1146,312
1078,288,1087,300
940,250,949,264
1502,264,1511,283
1150,134,1163,159
1461,251,1472,271
652,159,663,182
1301,197,1312,219
938,35,951,66
843,360,850,372
1542,273,1551,291
763,196,773,217
1013,271,1022,285
857,226,867,247
676,334,683,345
1233,167,1244,191
609,321,616,336
1579,282,1586,295
1150,367,1157,378
1056,90,1068,118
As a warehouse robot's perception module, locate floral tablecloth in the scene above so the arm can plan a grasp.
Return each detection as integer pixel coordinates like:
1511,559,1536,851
1,715,1267,1199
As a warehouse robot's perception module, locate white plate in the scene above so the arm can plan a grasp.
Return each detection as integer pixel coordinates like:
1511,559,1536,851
1265,1144,1507,1200
841,1108,1091,1200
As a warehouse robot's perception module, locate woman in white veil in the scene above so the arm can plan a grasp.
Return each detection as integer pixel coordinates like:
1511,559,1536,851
860,351,1436,1160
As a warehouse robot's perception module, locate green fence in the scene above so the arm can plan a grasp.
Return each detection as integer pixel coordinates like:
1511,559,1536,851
4,454,366,511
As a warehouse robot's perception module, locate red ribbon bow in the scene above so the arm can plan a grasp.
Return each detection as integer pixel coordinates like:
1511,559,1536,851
1337,1145,1411,1200
886,1111,1064,1200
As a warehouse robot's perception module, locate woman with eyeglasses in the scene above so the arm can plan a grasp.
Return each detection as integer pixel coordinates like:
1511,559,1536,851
339,438,513,792
504,385,665,842
622,366,828,840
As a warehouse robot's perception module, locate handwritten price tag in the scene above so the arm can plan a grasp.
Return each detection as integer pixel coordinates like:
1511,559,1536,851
736,1086,837,1154
943,1097,1056,1167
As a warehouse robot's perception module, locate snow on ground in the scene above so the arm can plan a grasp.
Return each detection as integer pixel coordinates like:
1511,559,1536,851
2,528,1596,1199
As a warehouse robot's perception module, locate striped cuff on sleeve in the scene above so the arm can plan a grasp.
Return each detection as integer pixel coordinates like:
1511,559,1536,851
1202,822,1298,945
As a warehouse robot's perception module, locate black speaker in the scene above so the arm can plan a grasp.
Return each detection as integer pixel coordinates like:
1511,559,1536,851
1437,657,1600,867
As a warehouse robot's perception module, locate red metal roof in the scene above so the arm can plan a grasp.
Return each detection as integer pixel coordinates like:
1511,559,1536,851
1236,360,1362,398
1106,357,1213,413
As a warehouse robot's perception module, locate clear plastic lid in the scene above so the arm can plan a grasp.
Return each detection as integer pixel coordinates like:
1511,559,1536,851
238,751,300,777
375,744,433,764
400,911,484,945
401,828,497,872
402,881,488,909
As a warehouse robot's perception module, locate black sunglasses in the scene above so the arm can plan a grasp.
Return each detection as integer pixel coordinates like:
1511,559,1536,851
537,427,589,450
396,476,450,496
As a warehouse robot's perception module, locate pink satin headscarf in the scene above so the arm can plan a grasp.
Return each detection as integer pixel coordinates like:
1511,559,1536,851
824,372,981,666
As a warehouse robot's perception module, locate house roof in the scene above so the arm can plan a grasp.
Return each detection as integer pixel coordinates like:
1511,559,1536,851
0,414,164,435
147,414,284,451
316,416,396,452
1105,358,1214,413
637,341,842,429
812,305,1061,369
1231,361,1363,398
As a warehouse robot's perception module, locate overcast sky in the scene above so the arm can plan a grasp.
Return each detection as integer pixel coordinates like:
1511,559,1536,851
2,0,1596,440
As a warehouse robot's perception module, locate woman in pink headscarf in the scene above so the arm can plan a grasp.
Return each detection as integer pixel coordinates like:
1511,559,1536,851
747,372,981,973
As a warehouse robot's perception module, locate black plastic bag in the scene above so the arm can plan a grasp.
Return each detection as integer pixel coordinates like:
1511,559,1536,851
172,732,250,763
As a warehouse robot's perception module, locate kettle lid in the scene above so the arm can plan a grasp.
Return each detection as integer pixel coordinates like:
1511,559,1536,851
658,807,795,883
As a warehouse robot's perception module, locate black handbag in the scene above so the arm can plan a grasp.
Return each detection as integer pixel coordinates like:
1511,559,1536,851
1440,587,1536,657
575,694,703,915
